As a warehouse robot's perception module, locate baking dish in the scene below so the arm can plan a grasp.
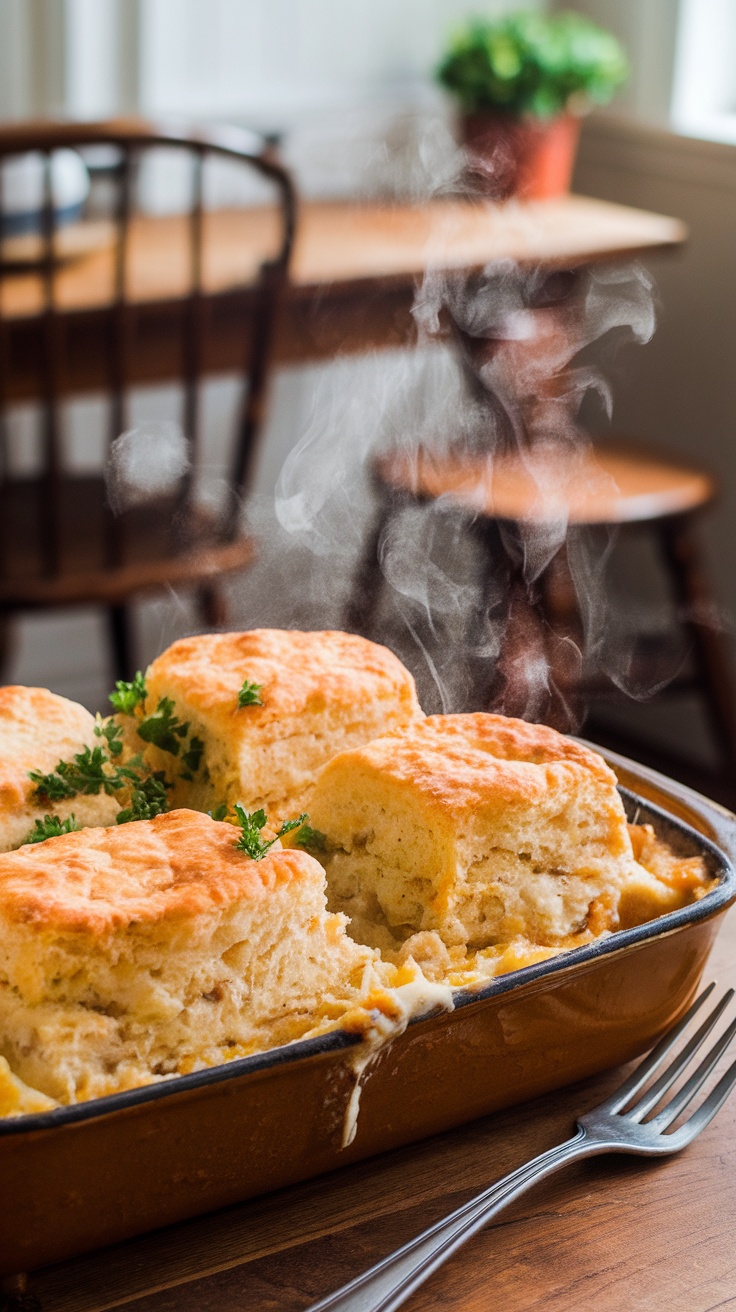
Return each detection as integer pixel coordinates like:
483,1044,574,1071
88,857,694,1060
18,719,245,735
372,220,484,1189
1,747,734,1278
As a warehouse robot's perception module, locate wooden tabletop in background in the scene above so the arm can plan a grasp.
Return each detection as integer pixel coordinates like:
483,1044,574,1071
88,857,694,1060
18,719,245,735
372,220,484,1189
20,901,736,1312
0,195,686,317
0,195,686,401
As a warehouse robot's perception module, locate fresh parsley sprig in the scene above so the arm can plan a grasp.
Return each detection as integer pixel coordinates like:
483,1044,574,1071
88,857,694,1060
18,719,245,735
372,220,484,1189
24,814,80,845
208,802,229,822
28,765,77,802
30,744,146,803
116,772,170,825
232,805,307,860
95,716,124,757
180,735,205,781
109,671,147,715
293,823,327,853
30,745,138,800
137,697,190,757
237,680,263,708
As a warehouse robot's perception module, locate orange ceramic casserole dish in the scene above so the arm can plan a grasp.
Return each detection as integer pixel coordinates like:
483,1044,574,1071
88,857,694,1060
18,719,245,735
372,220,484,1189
0,745,734,1278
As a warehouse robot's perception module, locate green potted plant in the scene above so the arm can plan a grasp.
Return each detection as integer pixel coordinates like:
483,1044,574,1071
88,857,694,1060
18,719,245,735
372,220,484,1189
436,10,628,200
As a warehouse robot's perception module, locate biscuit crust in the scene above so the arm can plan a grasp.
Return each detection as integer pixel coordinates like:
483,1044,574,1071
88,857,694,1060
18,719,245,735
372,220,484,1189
0,807,319,935
137,629,423,818
0,809,380,1104
148,629,418,725
0,686,119,851
307,713,636,950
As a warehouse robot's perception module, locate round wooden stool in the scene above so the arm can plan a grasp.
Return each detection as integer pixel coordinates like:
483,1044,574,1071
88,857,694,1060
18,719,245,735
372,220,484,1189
346,439,736,795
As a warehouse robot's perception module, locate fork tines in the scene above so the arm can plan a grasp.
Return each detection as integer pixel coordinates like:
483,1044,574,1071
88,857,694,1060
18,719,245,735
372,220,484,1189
599,983,736,1143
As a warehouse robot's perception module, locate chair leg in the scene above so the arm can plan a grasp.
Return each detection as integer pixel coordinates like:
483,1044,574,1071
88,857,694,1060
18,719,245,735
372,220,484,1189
0,610,14,682
659,515,736,784
538,541,588,729
468,517,511,710
108,605,136,683
198,584,229,629
344,498,394,640
472,522,581,730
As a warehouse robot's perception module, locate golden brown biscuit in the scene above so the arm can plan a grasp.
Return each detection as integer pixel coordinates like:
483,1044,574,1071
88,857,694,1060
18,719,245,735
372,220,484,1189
128,629,423,820
0,809,382,1105
0,686,119,852
306,713,639,951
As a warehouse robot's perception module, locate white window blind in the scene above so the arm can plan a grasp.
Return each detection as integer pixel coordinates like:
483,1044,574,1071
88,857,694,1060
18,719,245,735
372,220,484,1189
671,0,736,144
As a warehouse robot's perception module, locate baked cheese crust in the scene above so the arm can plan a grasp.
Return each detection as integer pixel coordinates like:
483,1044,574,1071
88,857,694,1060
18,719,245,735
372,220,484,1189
0,686,119,852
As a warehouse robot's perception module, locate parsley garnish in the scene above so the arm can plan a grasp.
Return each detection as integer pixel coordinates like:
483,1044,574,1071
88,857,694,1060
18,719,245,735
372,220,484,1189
24,814,80,845
28,766,77,801
208,803,229,822
95,717,124,757
116,773,170,825
30,748,144,802
180,735,205,778
137,698,189,756
294,823,327,853
233,805,307,859
109,671,147,715
30,746,133,800
237,680,263,708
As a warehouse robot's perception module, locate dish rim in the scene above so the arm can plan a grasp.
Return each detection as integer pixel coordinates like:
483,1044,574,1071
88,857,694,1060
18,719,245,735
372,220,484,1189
2,784,734,1139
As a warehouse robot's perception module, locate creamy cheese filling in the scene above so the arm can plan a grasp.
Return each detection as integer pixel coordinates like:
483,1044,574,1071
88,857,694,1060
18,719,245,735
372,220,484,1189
0,823,711,1130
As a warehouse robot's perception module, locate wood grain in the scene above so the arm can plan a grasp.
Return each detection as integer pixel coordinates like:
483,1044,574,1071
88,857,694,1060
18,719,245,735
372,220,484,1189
20,904,736,1312
0,196,686,401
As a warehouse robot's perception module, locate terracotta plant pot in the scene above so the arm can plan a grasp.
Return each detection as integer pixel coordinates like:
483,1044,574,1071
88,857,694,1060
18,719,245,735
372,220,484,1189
461,111,581,201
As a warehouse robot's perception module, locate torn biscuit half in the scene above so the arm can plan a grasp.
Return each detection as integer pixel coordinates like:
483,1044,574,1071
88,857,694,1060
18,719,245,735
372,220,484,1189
304,712,643,952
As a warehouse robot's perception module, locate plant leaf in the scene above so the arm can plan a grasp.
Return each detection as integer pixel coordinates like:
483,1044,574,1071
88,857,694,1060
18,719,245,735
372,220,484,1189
109,671,147,715
237,680,263,708
23,814,80,845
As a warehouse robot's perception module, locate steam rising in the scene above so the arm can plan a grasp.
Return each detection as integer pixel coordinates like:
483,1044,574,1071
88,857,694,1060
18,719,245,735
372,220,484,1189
274,234,658,724
107,133,661,729
107,421,190,512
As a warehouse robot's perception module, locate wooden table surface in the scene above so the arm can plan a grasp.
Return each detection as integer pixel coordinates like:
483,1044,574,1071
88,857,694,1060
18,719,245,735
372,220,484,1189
18,901,736,1312
0,195,686,317
0,195,686,401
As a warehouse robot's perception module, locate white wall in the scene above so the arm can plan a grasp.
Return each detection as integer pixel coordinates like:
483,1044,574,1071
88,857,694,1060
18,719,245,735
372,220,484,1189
0,0,70,118
0,0,545,124
139,0,480,120
550,0,681,129
574,116,736,619
573,113,736,763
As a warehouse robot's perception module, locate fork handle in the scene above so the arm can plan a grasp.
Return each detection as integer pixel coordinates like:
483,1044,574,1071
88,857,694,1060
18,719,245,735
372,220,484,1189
308,1127,602,1312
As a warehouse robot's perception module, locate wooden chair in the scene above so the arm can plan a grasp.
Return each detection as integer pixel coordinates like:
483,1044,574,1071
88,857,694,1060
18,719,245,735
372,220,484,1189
347,437,736,799
0,119,296,680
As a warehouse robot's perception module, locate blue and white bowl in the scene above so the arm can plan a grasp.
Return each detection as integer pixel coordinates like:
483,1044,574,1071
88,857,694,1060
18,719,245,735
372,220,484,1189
0,149,90,237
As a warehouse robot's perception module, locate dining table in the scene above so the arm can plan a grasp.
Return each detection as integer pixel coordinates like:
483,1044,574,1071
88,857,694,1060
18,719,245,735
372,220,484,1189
0,193,685,403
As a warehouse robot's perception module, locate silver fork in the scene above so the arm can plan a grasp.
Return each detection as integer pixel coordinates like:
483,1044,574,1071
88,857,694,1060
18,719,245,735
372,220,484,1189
309,983,736,1312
